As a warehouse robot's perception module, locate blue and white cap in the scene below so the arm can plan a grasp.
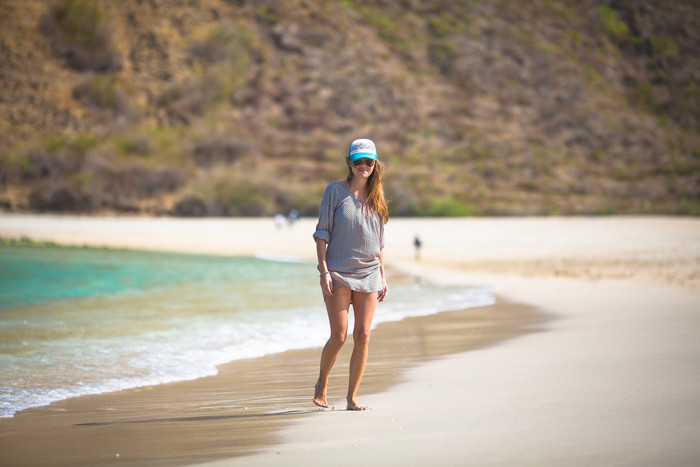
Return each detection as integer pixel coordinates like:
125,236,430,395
348,138,377,162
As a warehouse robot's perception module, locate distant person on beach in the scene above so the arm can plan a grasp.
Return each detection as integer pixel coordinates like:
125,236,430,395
414,235,422,261
312,138,389,411
288,208,300,225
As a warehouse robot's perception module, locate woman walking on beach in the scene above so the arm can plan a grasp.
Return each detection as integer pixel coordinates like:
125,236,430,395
313,138,389,411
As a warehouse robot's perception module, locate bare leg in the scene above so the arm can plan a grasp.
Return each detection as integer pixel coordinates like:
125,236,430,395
314,287,351,408
347,291,377,411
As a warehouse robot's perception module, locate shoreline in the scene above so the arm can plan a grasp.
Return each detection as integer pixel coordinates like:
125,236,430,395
2,214,698,289
0,293,546,465
223,275,700,466
0,245,495,420
1,214,699,465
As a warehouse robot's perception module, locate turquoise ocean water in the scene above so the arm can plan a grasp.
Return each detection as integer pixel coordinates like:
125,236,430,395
0,245,494,418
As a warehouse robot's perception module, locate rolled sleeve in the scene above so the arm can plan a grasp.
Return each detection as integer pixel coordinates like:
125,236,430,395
313,227,330,243
313,183,336,243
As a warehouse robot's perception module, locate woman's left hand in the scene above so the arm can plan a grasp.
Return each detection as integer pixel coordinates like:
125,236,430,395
379,277,388,302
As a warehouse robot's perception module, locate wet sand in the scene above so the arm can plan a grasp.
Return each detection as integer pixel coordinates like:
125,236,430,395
0,295,545,465
1,215,699,465
223,276,699,466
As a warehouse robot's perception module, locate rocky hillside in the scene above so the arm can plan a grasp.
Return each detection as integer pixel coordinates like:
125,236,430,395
0,0,698,216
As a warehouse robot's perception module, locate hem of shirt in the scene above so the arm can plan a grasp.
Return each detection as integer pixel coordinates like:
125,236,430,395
321,284,383,300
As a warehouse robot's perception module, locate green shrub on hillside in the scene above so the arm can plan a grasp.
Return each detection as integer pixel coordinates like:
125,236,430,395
0,152,31,184
189,23,255,71
597,5,629,39
427,11,465,38
115,133,153,157
39,133,99,157
419,197,480,217
73,74,139,121
187,165,325,217
161,23,262,122
54,0,103,49
363,9,398,42
651,36,679,61
41,0,121,71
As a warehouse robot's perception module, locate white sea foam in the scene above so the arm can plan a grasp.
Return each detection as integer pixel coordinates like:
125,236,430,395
254,251,315,264
1,266,494,418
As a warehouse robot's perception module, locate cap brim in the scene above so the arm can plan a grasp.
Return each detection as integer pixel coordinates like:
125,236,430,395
348,153,377,162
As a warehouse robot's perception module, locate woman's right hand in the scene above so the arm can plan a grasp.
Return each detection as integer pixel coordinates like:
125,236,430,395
320,272,334,296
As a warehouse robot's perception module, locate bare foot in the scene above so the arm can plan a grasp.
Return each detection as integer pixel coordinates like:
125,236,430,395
346,400,369,411
313,381,329,408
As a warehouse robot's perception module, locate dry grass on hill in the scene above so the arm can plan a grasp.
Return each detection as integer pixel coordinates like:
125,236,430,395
0,0,698,216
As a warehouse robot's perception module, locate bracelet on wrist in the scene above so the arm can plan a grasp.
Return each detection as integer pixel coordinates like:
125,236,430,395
320,271,330,277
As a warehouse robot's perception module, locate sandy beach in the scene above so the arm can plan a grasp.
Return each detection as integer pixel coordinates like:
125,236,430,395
1,214,699,465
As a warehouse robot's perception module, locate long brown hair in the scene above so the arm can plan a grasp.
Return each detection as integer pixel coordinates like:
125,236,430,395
346,159,389,224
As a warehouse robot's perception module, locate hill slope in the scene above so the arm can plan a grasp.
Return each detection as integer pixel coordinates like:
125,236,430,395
0,0,698,216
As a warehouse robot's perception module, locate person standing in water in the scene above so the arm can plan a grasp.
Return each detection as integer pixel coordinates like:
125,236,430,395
312,138,389,411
